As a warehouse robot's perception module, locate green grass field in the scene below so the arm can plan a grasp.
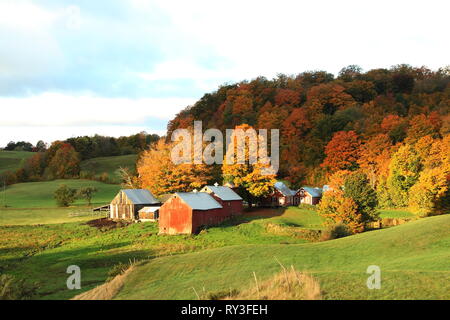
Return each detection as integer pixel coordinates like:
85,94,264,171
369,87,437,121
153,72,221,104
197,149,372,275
0,151,34,174
0,179,120,209
0,208,106,225
378,208,414,219
0,204,447,300
116,214,450,300
80,154,138,183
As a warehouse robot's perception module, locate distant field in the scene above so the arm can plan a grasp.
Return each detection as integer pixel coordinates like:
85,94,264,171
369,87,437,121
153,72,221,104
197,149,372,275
0,208,105,225
378,208,414,219
0,151,34,174
0,179,120,208
80,154,138,183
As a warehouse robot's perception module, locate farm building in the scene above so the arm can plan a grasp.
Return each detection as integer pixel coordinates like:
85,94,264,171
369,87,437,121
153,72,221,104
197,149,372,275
159,191,232,235
261,181,297,207
297,187,323,205
110,189,161,220
138,206,161,222
200,183,243,216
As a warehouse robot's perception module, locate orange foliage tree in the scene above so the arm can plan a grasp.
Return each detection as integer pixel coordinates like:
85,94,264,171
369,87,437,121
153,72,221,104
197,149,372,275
321,131,360,173
137,139,213,196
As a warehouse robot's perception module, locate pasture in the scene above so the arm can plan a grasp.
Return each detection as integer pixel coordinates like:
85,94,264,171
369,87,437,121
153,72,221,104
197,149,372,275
80,154,138,183
0,204,447,300
0,151,34,174
0,179,120,208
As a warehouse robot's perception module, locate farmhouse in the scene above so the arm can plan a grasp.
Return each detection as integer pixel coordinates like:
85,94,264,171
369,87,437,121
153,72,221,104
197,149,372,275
110,189,161,220
297,187,323,205
200,183,243,216
262,181,297,207
159,191,231,235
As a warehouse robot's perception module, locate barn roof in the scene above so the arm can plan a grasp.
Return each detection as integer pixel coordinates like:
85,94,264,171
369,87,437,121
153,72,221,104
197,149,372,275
201,185,243,201
138,206,161,213
176,192,223,210
274,182,296,196
122,189,160,204
301,186,323,198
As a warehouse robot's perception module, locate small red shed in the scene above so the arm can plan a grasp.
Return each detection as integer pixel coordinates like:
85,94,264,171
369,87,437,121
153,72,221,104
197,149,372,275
159,192,230,235
200,184,243,216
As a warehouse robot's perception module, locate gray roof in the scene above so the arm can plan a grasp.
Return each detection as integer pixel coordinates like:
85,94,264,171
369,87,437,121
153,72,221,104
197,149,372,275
274,182,296,196
138,206,161,213
301,187,323,198
175,192,223,210
201,186,243,201
122,189,160,205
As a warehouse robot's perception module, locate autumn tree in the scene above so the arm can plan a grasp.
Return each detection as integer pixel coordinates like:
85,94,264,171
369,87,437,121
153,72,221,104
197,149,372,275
48,143,80,179
409,135,450,216
387,144,422,207
357,134,392,187
138,139,213,196
318,188,364,234
321,131,360,173
222,124,276,206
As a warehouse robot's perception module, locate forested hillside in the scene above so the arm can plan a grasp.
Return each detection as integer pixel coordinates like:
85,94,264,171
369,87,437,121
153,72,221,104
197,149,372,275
159,65,449,218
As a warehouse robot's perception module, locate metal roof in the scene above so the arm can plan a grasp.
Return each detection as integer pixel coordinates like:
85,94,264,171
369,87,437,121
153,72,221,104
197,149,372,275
122,189,160,205
201,186,243,201
301,186,323,198
138,206,161,213
274,182,296,196
175,192,223,210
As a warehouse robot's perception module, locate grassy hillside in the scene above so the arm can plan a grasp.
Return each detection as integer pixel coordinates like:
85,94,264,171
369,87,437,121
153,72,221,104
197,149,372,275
0,207,318,299
80,154,138,183
0,208,105,225
0,151,34,174
115,215,450,300
0,179,120,208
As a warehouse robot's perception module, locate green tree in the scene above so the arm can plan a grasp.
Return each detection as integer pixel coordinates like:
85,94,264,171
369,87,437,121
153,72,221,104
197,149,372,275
54,185,77,207
343,172,379,223
77,187,98,206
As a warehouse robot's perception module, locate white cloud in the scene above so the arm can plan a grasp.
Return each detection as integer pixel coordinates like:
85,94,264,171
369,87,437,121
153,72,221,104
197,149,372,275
0,93,196,127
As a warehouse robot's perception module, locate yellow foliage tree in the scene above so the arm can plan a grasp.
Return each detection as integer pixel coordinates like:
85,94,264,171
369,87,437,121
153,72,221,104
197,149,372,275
222,124,276,204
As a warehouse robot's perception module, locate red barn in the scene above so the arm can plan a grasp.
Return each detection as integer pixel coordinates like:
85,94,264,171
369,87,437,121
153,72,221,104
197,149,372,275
159,192,230,235
200,184,243,216
261,182,296,207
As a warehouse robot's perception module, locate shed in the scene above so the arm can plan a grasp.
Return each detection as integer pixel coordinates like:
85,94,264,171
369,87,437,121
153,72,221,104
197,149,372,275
138,206,161,222
200,184,243,216
159,192,231,235
110,189,160,220
262,181,297,207
297,187,323,205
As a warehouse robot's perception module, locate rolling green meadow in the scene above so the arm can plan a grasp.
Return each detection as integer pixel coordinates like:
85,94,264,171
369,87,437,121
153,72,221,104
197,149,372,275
0,151,448,300
80,154,138,183
0,151,34,174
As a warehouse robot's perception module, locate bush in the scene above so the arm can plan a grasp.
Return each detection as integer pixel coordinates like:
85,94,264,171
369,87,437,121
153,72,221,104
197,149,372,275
54,184,77,207
320,223,351,241
0,274,40,300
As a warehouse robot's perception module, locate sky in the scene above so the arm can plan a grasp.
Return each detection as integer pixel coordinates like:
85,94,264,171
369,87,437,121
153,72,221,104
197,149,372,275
0,0,449,147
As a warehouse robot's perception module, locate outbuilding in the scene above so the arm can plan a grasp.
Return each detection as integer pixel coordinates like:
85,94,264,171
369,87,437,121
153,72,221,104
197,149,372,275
159,191,230,235
200,183,243,216
262,181,297,207
110,189,160,220
297,187,323,205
